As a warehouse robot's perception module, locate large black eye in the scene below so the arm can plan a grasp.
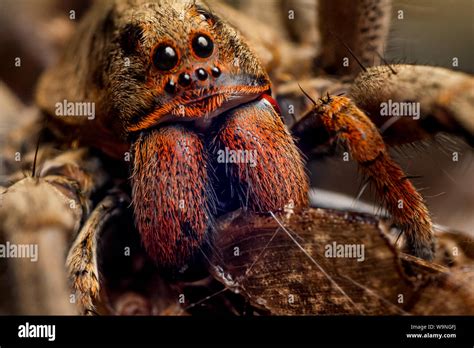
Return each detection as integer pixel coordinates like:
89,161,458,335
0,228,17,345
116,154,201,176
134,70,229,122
153,44,179,71
191,34,214,58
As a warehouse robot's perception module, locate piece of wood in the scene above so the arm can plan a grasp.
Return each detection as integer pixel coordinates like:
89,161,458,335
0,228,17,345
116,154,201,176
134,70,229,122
208,208,474,315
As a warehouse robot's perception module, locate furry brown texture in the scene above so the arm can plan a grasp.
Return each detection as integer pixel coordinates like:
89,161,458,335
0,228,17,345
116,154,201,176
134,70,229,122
318,0,392,75
350,65,474,145
211,96,308,212
36,0,270,154
298,95,435,259
131,125,214,266
1,0,465,314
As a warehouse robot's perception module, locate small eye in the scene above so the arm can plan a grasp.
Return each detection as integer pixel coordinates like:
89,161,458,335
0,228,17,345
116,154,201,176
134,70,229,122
197,9,214,23
153,44,179,71
191,34,214,58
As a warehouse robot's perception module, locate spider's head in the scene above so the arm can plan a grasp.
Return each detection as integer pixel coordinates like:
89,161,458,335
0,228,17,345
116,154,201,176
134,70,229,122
103,0,271,136
36,0,271,154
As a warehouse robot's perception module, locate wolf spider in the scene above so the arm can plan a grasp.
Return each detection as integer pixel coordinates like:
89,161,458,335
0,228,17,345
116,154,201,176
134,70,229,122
0,0,473,315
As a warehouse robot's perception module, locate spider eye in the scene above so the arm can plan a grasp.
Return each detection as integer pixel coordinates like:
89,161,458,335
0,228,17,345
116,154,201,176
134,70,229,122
191,34,214,58
197,8,214,23
198,12,209,21
153,44,179,71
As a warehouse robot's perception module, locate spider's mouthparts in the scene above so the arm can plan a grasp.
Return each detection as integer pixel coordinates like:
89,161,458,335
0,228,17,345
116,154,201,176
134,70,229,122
130,92,309,267
130,125,213,266
127,86,270,133
191,91,276,132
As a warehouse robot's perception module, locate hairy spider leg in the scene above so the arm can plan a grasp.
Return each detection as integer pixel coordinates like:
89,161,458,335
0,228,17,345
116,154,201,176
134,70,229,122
312,95,434,260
